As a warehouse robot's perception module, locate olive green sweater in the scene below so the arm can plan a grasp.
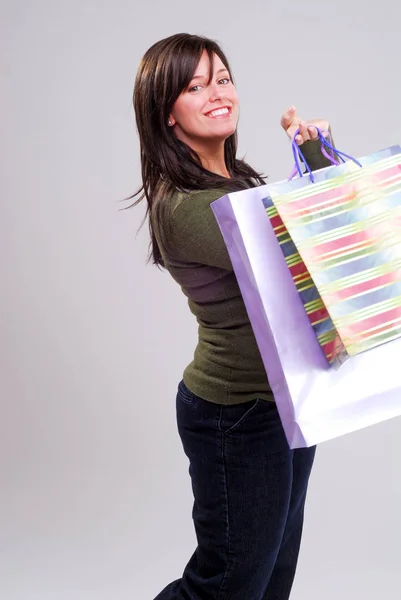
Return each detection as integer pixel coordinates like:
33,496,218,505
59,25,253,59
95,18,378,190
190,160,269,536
154,141,335,404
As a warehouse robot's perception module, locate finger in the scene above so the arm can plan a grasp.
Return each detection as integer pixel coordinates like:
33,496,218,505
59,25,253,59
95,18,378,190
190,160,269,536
286,125,298,140
287,126,302,144
299,121,311,143
311,120,330,138
280,105,296,130
307,125,319,140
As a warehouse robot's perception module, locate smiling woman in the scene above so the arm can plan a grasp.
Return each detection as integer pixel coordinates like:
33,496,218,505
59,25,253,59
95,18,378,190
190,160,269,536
131,33,335,600
169,53,239,173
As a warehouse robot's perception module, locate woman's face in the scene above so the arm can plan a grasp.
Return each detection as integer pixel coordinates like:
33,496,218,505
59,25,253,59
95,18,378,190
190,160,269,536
169,51,239,149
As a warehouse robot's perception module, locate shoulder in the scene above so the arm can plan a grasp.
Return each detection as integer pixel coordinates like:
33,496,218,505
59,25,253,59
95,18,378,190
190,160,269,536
167,188,230,235
170,187,229,217
158,183,256,269
152,187,228,253
166,187,230,255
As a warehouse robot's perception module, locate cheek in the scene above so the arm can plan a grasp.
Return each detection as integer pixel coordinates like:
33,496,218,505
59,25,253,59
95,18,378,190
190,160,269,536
231,88,239,105
173,98,203,128
171,99,183,121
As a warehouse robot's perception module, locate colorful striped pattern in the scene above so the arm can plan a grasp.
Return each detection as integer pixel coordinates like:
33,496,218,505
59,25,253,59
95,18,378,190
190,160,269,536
269,153,401,357
264,196,347,366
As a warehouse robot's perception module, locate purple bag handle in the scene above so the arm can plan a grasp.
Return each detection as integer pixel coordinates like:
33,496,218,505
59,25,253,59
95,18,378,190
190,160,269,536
289,127,363,183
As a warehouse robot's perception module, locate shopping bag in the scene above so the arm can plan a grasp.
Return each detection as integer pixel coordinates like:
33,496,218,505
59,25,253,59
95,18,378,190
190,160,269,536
268,129,401,359
264,196,347,368
264,130,348,367
263,135,401,366
211,143,401,448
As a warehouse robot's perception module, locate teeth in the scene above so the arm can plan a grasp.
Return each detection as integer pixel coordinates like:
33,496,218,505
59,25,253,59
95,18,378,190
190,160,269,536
208,108,229,117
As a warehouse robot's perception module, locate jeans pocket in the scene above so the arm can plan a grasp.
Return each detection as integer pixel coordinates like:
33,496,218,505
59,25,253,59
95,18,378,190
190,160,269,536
219,399,261,435
177,380,198,404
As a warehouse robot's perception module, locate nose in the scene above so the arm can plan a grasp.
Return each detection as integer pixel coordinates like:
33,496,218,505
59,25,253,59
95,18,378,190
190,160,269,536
209,81,223,102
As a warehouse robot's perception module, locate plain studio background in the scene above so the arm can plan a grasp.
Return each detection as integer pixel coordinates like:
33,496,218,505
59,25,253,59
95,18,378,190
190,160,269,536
2,1,401,598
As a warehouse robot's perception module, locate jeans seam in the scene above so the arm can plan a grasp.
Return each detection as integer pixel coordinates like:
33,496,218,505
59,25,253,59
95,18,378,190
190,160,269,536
223,399,260,435
216,407,232,600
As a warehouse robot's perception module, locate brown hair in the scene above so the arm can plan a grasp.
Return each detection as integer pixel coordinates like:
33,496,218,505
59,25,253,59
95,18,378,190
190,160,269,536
130,33,264,266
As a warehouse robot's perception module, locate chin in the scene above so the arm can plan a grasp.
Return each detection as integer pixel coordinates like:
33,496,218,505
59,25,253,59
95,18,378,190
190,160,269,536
211,124,237,140
222,128,237,141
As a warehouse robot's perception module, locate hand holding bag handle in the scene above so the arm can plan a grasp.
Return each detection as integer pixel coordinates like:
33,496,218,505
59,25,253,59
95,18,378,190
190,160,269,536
289,127,362,182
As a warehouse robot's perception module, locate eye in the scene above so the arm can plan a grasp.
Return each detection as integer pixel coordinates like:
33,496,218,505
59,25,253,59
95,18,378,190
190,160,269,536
188,84,202,93
218,77,231,85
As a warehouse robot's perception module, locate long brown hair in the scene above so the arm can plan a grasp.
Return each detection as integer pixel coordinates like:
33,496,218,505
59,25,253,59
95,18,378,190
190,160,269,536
131,33,265,266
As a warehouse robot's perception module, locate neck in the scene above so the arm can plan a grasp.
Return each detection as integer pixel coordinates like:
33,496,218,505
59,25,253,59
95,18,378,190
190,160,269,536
193,140,231,178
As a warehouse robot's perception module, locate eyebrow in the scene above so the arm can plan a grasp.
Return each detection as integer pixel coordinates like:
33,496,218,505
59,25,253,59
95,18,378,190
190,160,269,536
191,68,229,80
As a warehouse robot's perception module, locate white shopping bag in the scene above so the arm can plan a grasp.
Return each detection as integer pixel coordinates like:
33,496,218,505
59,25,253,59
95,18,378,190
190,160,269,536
212,182,401,449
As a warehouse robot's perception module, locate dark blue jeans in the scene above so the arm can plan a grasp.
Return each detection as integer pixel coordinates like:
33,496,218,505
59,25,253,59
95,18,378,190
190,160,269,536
155,381,316,600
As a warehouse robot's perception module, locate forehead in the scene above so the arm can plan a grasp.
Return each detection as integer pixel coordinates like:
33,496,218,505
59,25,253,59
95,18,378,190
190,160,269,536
193,50,227,76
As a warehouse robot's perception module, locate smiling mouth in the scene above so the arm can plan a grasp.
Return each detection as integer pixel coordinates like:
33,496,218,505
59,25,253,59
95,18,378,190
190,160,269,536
205,107,232,118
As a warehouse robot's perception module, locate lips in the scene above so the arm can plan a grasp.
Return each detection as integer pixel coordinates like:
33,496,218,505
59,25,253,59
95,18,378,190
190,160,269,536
204,106,232,118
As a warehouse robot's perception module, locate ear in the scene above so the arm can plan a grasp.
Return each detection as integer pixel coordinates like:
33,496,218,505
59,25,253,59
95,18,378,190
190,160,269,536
168,117,175,127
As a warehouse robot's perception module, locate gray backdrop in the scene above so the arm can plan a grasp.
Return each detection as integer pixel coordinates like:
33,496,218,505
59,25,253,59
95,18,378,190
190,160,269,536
2,1,401,598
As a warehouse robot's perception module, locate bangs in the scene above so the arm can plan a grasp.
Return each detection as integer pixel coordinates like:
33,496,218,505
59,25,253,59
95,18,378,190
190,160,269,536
166,38,230,105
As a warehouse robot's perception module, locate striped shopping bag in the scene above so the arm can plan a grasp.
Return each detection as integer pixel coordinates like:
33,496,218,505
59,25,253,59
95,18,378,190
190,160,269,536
264,195,347,366
267,129,401,361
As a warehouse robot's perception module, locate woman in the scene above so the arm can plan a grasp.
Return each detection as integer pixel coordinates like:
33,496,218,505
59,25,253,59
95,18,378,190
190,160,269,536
133,33,334,600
